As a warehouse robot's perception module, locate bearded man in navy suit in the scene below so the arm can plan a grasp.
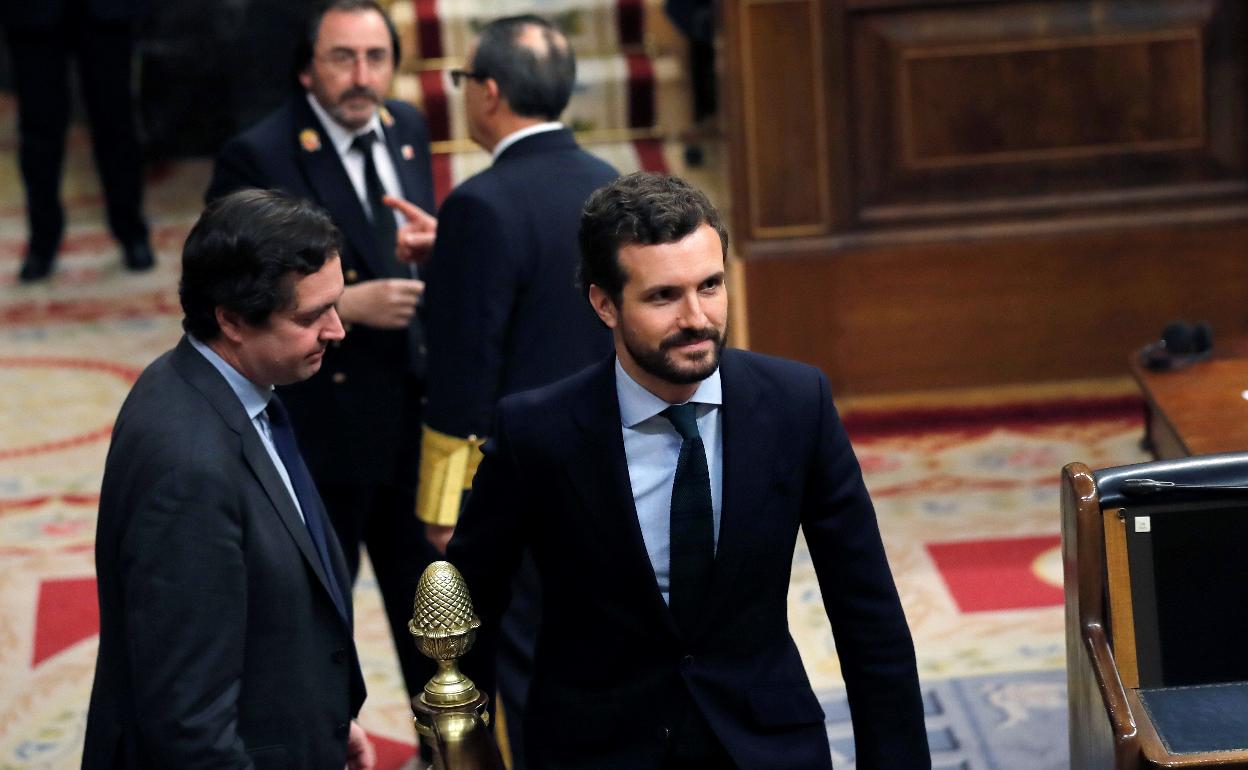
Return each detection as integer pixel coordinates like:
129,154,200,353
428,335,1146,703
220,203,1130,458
206,0,439,707
448,172,931,769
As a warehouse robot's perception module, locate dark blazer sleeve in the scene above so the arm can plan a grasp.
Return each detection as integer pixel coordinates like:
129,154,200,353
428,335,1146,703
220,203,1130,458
444,400,535,698
422,188,521,439
445,400,530,622
801,371,931,770
119,460,253,769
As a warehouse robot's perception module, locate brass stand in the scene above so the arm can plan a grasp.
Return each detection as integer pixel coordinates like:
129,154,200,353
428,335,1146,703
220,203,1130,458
412,692,500,770
409,561,505,770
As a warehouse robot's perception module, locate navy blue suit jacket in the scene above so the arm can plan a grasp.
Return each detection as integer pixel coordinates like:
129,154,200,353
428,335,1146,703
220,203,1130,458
206,95,435,487
84,338,364,769
447,349,931,769
421,128,615,440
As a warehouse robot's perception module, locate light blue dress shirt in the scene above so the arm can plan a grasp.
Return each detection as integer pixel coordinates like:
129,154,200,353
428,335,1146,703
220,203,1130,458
615,358,723,605
188,336,304,522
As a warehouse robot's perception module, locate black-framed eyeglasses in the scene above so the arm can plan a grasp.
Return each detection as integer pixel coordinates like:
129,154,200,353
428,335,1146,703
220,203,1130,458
449,68,488,87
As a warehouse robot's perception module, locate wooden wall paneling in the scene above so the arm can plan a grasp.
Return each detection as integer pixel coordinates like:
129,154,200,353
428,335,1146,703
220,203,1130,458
722,0,1248,393
1206,0,1248,169
727,0,832,239
847,0,1248,228
821,0,854,234
743,221,1248,394
897,31,1206,167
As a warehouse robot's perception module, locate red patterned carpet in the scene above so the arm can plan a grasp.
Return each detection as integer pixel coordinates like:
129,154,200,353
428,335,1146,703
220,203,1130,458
0,92,1151,767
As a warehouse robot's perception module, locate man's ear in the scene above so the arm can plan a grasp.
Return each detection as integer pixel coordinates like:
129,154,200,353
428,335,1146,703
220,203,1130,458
215,307,248,344
588,285,619,329
298,68,313,92
484,78,503,114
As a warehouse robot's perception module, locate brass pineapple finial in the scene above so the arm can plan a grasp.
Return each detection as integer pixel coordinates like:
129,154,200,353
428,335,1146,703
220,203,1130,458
409,560,482,707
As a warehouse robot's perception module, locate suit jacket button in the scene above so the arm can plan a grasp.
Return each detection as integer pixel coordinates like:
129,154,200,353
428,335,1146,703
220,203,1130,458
662,726,672,740
332,372,347,384
345,269,359,283
332,649,347,664
335,722,349,738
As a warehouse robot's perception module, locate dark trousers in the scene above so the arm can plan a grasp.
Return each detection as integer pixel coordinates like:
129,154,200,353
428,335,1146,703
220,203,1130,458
5,12,148,255
318,480,438,701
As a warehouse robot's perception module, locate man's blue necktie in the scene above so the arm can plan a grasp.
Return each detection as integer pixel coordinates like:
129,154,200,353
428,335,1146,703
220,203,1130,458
266,394,349,623
663,402,714,635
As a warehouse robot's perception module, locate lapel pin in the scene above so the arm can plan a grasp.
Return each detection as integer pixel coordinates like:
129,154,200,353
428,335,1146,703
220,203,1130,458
299,128,322,152
379,106,395,127
401,144,415,160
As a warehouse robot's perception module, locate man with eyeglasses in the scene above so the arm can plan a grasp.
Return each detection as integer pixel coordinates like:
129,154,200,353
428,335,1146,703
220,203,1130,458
415,14,617,767
205,0,440,718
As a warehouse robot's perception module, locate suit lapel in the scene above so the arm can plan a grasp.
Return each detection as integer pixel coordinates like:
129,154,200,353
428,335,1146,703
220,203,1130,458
292,99,393,280
565,360,681,638
697,351,775,639
238,436,347,622
172,338,350,629
380,107,425,209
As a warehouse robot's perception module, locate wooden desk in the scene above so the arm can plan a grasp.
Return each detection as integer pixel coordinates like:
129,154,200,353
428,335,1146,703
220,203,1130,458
1131,356,1248,459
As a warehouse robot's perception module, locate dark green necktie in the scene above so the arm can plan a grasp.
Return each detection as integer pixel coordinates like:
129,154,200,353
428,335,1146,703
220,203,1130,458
663,402,714,635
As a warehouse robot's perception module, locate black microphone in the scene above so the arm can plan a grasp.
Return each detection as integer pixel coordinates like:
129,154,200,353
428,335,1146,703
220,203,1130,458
1121,478,1248,498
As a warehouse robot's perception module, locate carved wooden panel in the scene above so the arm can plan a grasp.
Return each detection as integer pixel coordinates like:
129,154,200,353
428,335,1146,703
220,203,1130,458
899,31,1205,169
849,0,1247,227
734,0,831,237
721,0,1248,392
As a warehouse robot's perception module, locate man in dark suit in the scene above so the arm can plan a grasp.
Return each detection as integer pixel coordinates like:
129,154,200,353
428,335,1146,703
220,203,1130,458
414,15,616,762
205,0,439,705
84,189,374,769
448,173,931,769
2,0,154,282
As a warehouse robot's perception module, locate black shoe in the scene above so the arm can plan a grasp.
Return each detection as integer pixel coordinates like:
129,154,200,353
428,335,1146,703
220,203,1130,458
123,242,155,272
18,251,55,283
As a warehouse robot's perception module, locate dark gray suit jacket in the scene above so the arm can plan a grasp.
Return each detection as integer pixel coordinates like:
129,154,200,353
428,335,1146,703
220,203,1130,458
447,349,931,770
83,337,365,769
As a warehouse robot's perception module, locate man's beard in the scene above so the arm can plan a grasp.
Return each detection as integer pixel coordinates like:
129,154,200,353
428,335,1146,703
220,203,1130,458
623,323,726,386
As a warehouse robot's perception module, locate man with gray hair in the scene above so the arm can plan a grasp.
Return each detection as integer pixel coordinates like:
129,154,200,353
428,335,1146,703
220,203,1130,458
415,14,617,765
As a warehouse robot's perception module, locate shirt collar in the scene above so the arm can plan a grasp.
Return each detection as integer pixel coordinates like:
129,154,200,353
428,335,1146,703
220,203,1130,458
188,335,273,421
305,92,385,156
615,357,723,429
491,121,563,161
